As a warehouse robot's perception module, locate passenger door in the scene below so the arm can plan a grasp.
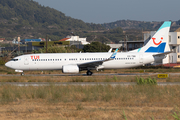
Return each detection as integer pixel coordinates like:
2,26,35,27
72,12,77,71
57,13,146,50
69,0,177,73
24,56,29,65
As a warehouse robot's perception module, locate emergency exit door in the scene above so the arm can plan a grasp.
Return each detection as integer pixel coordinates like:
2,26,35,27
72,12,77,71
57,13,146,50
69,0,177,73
139,54,143,63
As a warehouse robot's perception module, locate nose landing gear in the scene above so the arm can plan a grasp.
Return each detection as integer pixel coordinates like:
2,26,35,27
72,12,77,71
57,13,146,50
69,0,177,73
86,70,93,76
21,72,24,76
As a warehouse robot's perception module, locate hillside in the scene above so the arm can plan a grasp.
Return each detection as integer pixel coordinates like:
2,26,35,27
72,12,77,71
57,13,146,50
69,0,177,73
0,0,104,40
0,0,179,44
102,20,180,31
0,0,132,44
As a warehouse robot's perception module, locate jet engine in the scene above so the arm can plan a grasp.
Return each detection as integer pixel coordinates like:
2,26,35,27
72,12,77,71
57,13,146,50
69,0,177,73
62,65,79,73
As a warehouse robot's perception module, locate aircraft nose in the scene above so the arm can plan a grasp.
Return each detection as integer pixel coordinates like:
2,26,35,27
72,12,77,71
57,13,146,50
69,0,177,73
5,62,11,68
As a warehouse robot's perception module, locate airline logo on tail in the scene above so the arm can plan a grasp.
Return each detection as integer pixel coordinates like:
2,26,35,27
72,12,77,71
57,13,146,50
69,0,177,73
144,21,171,53
152,37,163,45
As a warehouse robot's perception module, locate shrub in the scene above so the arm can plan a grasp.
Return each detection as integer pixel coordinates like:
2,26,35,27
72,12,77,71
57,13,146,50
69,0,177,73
0,58,5,65
136,77,157,85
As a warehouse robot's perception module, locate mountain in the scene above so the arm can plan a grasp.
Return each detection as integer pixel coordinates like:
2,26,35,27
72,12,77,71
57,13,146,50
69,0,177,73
102,20,180,32
0,0,104,40
0,0,179,44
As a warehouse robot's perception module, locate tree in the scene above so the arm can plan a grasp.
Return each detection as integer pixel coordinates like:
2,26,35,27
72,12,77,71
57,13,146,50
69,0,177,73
34,45,78,53
83,42,110,52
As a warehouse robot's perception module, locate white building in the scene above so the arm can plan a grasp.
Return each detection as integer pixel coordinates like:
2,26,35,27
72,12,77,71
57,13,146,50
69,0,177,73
107,44,122,49
144,31,180,64
168,32,180,63
59,35,90,45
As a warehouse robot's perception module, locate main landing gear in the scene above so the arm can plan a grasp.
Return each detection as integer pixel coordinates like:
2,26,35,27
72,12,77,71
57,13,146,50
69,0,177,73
86,70,93,76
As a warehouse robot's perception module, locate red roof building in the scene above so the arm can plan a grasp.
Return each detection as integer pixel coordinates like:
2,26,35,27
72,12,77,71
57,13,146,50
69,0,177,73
59,38,70,41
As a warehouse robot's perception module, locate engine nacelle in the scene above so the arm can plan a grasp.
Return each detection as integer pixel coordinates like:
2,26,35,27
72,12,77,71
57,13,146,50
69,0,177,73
62,65,79,73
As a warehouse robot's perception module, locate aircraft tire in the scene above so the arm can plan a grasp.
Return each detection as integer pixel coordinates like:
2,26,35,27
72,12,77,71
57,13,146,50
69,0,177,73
87,71,93,76
21,72,24,76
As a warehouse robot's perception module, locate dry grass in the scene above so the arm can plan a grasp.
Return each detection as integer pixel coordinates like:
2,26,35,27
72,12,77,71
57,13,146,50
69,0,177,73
1,66,180,119
0,85,179,119
0,75,135,82
0,74,180,83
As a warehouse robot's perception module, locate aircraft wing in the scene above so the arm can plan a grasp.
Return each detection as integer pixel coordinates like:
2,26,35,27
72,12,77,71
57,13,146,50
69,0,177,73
78,60,104,69
78,48,118,70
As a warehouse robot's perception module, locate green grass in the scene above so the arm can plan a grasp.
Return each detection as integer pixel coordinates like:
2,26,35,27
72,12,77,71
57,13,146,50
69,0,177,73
136,77,157,85
172,107,180,120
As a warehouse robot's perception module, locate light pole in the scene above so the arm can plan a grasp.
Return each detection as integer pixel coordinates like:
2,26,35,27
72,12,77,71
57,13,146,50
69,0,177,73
26,42,27,54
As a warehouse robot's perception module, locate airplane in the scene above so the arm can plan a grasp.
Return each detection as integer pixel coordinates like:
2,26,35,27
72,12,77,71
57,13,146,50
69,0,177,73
5,21,171,76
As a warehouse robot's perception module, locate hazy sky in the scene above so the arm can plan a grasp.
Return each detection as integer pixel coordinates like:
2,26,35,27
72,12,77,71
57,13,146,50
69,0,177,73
33,0,180,24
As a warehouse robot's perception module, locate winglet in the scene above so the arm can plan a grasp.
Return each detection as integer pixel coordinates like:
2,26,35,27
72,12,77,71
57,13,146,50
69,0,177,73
110,48,118,59
108,48,112,53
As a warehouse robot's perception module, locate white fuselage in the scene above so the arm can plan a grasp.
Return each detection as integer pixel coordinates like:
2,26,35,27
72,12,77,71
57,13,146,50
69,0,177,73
5,52,163,71
5,21,171,74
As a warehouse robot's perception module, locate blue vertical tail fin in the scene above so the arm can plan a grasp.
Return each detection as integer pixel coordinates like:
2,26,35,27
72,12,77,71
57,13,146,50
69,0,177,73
136,21,171,53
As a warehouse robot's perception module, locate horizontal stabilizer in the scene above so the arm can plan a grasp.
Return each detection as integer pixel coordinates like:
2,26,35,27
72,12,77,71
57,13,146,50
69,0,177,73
153,51,172,56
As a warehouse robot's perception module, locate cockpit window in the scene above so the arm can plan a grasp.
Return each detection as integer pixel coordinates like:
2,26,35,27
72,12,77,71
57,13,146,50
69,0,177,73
10,59,18,61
